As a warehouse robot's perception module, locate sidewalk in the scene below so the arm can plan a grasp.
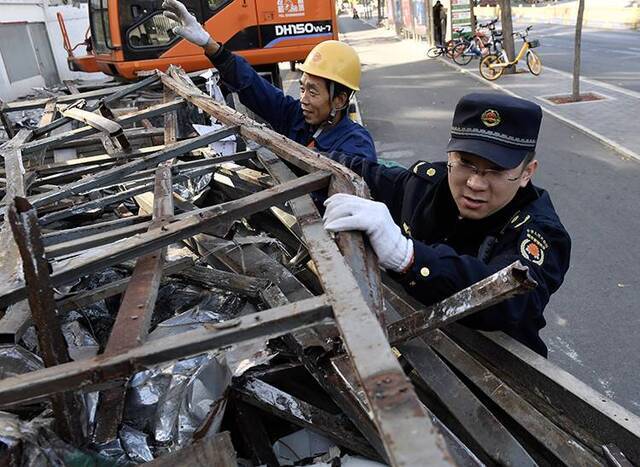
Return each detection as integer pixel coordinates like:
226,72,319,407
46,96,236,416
342,20,640,163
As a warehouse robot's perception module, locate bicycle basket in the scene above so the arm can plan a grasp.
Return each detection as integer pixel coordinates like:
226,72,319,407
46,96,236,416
528,39,540,48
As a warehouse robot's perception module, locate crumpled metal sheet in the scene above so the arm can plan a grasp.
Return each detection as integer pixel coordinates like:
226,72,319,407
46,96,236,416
0,411,127,467
62,320,100,361
149,292,244,340
172,172,212,203
119,424,154,463
0,344,43,379
122,352,231,449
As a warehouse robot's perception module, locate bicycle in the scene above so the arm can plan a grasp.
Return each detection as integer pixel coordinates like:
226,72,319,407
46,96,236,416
451,20,500,66
479,25,541,81
426,38,462,59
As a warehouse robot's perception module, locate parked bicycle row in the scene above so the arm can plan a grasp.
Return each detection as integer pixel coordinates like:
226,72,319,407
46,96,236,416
427,19,542,81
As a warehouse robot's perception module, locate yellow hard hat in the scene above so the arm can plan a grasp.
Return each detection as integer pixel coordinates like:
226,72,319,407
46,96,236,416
298,40,361,91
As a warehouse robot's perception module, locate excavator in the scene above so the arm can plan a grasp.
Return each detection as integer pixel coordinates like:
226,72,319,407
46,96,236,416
57,0,339,84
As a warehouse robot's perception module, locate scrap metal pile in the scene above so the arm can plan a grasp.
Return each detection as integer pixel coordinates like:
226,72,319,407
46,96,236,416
0,68,638,466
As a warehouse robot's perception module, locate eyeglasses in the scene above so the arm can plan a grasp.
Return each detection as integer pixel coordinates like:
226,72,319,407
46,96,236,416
447,160,522,183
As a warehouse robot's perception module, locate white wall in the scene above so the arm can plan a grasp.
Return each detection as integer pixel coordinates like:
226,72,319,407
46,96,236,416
0,0,107,102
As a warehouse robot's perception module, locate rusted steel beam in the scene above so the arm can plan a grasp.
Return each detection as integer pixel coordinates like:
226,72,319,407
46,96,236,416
383,291,537,465
22,99,184,156
233,377,379,460
446,323,640,465
602,444,633,467
252,153,450,465
387,261,537,345
43,214,151,247
28,126,237,210
93,166,174,442
164,86,178,145
0,295,332,407
6,197,84,444
145,431,237,467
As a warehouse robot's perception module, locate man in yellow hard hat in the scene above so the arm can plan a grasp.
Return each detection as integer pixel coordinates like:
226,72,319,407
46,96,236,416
162,0,376,161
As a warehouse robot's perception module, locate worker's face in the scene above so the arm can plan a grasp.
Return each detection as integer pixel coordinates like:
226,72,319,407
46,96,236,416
299,73,347,125
447,151,537,220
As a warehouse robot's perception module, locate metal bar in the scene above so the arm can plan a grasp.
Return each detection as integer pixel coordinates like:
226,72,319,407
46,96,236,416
56,257,193,313
43,214,151,247
233,377,379,460
164,85,178,145
28,126,237,210
387,261,537,345
22,99,184,155
255,157,450,465
602,444,634,467
0,171,330,308
6,197,84,444
0,295,332,406
3,86,139,112
59,105,124,136
93,166,174,442
384,290,538,466
445,323,640,465
176,265,271,298
34,145,164,175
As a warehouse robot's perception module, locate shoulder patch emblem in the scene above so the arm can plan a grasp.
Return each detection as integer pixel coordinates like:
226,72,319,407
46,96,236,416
520,229,548,266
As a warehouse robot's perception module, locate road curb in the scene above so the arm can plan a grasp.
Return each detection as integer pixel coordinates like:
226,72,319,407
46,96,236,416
436,57,640,163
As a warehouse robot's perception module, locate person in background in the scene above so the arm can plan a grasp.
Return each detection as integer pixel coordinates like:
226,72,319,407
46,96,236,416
162,0,376,161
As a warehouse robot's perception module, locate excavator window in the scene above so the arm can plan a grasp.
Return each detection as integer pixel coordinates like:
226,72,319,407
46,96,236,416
127,13,179,48
89,0,112,53
207,0,230,12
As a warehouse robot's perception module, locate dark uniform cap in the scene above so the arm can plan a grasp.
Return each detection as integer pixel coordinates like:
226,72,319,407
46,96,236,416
446,93,542,169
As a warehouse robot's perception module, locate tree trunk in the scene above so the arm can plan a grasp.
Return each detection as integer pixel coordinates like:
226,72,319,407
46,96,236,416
572,0,586,100
378,0,383,24
499,0,515,75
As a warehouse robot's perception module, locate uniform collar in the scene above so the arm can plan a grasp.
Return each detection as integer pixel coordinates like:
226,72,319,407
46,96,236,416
304,115,354,149
431,177,539,237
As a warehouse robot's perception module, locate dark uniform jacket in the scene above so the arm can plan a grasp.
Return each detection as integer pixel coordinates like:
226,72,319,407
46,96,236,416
331,155,571,356
207,47,377,161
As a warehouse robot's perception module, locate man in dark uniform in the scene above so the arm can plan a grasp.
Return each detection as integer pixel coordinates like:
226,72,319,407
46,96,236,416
162,0,376,161
323,93,571,356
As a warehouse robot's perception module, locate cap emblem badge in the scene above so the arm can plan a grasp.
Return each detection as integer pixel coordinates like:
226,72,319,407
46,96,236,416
481,109,501,127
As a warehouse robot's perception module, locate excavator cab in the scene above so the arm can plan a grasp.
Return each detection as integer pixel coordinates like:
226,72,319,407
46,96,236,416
65,0,338,81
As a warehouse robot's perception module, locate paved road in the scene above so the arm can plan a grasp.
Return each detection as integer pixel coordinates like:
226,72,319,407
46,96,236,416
511,22,640,93
338,16,640,416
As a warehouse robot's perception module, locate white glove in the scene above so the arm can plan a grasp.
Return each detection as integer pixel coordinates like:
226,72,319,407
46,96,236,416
162,0,211,46
323,194,414,272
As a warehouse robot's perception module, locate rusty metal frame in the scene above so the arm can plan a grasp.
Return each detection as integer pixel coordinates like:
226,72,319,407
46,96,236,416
2,67,637,466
